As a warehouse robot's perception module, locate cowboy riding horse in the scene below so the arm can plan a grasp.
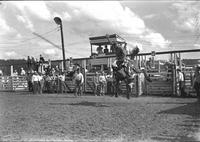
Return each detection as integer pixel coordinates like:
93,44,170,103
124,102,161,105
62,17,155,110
106,35,152,99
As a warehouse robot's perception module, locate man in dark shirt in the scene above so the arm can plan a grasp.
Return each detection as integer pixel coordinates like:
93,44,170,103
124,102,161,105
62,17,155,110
27,56,31,70
39,54,45,64
104,45,109,54
97,45,103,54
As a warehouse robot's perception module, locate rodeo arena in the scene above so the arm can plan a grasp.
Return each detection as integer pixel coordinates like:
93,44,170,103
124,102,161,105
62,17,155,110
1,33,200,142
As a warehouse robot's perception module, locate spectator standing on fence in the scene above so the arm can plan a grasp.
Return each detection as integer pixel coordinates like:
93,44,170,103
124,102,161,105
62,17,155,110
74,68,84,96
32,71,39,94
31,57,35,70
20,68,26,76
27,56,31,70
39,54,45,64
177,68,186,97
193,65,200,102
99,71,107,96
35,59,40,72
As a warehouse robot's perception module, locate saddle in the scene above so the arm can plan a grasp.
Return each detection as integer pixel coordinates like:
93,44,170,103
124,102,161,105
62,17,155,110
113,60,131,80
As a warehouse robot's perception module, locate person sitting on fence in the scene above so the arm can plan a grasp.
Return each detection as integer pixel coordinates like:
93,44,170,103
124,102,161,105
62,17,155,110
74,68,84,96
193,65,200,102
20,68,26,76
99,71,107,96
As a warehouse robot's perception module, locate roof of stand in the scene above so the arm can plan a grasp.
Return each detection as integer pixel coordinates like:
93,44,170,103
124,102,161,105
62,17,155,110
89,34,126,45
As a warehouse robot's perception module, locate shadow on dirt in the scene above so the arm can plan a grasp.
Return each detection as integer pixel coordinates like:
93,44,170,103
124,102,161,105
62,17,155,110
48,101,111,107
147,102,195,105
158,102,200,117
152,135,196,142
152,102,200,141
68,101,111,107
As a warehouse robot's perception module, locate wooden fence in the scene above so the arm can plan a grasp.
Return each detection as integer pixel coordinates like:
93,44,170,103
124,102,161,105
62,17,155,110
0,68,196,96
146,72,173,95
0,76,28,91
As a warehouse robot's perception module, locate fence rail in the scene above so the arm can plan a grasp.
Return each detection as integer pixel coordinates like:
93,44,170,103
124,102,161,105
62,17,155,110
0,76,28,91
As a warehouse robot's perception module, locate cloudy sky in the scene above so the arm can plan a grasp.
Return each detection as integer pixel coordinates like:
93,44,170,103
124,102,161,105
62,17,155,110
0,1,200,60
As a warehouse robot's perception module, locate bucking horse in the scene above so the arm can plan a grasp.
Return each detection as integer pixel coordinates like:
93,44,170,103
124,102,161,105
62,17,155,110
106,35,152,99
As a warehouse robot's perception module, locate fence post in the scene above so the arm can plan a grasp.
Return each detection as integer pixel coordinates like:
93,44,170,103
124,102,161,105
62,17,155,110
10,76,14,91
172,64,177,96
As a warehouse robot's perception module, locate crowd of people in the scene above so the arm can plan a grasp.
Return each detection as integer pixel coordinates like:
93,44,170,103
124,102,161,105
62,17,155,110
8,52,200,101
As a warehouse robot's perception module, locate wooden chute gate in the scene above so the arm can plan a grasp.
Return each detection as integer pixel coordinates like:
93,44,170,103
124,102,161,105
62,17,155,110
0,76,28,91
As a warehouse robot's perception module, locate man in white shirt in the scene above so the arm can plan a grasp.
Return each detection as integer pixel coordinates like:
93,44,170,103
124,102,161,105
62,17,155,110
21,68,26,76
177,68,185,97
32,71,39,94
74,68,84,96
13,70,18,76
99,71,106,96
58,72,66,94
38,73,44,94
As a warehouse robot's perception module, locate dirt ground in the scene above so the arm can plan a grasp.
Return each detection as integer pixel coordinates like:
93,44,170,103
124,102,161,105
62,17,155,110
0,92,200,142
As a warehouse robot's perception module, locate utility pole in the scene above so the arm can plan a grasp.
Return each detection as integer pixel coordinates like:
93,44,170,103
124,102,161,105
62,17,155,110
54,17,66,71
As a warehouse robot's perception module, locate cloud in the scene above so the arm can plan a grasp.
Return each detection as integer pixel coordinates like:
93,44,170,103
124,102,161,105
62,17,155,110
172,1,200,32
63,1,170,51
11,1,51,31
143,14,156,19
194,44,200,47
5,51,17,58
0,14,11,36
63,12,72,21
16,14,34,31
142,32,171,48
11,1,51,21
43,48,57,55
127,42,143,51
0,1,171,59
16,15,26,23
65,1,146,35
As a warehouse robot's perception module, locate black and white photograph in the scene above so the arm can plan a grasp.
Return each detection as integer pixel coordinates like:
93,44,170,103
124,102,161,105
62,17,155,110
0,1,200,141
